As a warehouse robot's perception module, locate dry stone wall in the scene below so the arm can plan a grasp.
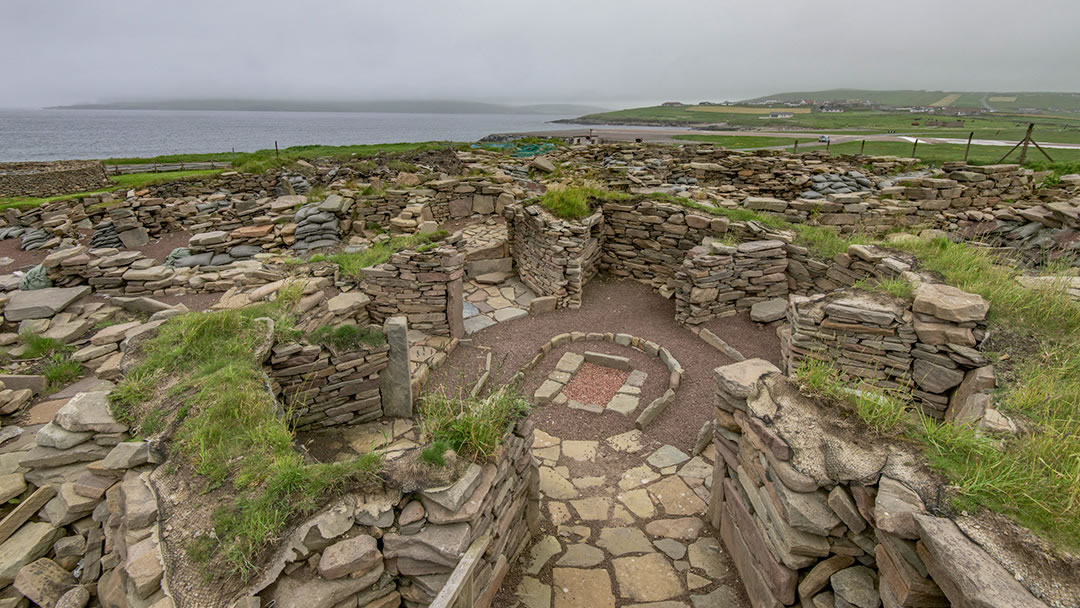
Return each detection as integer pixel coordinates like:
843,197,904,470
358,235,465,338
0,161,110,198
675,239,789,323
505,204,603,309
708,363,1061,608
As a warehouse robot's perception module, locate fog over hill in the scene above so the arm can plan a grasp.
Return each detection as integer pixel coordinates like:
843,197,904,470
46,99,606,115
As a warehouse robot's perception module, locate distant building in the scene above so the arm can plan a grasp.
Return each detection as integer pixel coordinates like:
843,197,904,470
767,112,795,118
661,101,685,107
819,106,844,113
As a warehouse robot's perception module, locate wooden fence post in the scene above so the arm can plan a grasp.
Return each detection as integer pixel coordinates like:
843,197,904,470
963,131,974,162
275,141,280,158
911,138,919,159
860,140,866,155
793,140,798,153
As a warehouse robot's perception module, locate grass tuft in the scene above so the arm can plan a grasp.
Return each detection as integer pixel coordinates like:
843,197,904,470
328,230,448,278
307,324,385,351
109,299,383,578
854,277,915,300
537,186,629,220
420,386,530,461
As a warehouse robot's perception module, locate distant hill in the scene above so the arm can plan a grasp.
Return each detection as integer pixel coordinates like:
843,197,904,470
740,89,1080,113
46,99,607,115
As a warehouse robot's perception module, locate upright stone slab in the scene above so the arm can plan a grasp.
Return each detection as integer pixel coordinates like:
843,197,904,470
448,277,465,339
381,316,412,418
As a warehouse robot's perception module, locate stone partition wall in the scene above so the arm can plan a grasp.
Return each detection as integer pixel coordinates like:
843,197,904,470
0,160,110,197
675,239,789,324
506,203,604,308
359,235,465,337
707,362,1061,608
600,199,731,290
268,337,389,431
780,260,995,422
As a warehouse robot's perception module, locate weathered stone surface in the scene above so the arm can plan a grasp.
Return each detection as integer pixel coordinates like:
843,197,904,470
913,283,989,323
874,477,926,539
798,555,855,598
913,515,1045,608
318,535,379,579
266,561,385,608
772,483,841,536
648,475,706,516
0,522,62,586
34,422,93,450
54,391,127,433
382,522,470,568
751,298,788,323
101,442,150,470
14,558,76,607
597,527,653,556
613,553,683,602
644,517,706,541
648,445,691,469
4,287,91,321
381,316,412,417
419,463,482,512
556,544,603,567
552,567,615,608
830,566,880,608
714,359,780,399
912,359,964,394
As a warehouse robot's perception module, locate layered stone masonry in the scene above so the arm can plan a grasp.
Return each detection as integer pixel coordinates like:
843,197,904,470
0,161,110,198
675,239,789,324
40,245,285,297
267,311,389,432
781,267,993,422
354,177,517,231
6,385,539,608
505,203,604,309
707,361,1057,608
358,235,465,338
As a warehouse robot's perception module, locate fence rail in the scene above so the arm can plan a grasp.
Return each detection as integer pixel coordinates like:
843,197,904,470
429,534,492,608
105,160,231,175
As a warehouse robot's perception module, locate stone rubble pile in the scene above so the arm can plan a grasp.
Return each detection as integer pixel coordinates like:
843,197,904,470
798,170,874,199
292,204,343,252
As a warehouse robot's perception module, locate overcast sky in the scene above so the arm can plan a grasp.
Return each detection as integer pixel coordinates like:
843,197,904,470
2,0,1078,109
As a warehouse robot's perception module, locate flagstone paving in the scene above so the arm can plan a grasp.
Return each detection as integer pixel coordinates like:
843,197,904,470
505,426,746,607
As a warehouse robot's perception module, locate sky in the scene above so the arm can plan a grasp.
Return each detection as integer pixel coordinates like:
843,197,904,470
2,0,1079,109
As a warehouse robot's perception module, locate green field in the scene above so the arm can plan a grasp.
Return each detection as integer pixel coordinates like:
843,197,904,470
740,89,1080,113
819,140,1080,167
105,141,461,173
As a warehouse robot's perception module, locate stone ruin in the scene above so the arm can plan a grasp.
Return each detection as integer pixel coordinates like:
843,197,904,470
0,142,1074,608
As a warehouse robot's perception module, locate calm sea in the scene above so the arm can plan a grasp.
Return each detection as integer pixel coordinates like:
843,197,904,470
0,109,577,162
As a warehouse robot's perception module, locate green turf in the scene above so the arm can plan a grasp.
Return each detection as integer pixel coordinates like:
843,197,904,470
0,169,223,211
671,135,801,148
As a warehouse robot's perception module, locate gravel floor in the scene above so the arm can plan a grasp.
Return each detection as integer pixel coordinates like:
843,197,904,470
431,277,782,453
562,363,629,405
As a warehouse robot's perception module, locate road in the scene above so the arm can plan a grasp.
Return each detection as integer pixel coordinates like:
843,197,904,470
501,126,1080,151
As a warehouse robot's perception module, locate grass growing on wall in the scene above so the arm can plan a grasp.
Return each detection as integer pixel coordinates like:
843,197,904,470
108,298,383,577
795,235,1080,551
0,169,223,211
316,230,449,278
420,386,530,461
537,186,630,220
